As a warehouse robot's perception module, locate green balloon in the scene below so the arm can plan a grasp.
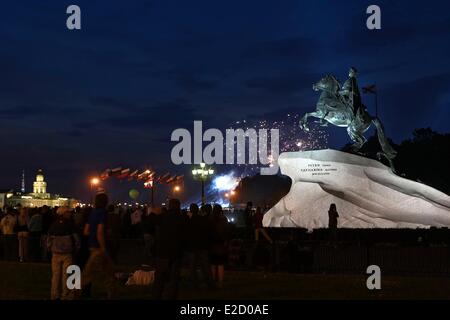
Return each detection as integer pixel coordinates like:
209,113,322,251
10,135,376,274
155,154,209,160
129,189,140,200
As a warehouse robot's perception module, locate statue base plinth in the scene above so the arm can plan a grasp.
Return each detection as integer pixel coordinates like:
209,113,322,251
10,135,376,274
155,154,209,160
263,149,450,229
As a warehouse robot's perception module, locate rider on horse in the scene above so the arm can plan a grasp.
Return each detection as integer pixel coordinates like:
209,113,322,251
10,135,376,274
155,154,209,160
339,67,362,117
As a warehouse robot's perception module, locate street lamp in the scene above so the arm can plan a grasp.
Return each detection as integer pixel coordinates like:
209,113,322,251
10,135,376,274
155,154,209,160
192,162,214,205
89,177,100,205
90,177,99,186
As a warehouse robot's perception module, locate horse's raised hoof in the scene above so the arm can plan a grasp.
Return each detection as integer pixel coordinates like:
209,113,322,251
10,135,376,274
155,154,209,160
299,122,309,132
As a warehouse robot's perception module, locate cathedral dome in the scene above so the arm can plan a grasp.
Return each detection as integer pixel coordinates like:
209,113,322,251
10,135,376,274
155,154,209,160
36,169,44,182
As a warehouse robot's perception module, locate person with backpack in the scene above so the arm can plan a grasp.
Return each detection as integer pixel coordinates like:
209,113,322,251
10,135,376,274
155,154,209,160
47,206,80,300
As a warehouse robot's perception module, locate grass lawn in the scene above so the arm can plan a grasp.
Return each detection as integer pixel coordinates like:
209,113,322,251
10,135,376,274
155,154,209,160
0,261,449,300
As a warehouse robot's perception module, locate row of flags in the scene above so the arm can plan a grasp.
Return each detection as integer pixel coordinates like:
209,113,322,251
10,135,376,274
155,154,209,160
100,167,183,188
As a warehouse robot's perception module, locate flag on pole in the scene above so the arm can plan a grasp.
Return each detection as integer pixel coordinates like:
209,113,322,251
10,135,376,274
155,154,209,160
165,175,176,184
110,167,122,177
128,170,139,181
362,84,377,94
137,170,152,180
118,168,131,179
159,173,171,184
100,169,111,180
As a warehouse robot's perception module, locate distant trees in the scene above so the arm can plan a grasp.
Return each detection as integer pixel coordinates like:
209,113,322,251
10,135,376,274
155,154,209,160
343,128,450,194
395,128,450,194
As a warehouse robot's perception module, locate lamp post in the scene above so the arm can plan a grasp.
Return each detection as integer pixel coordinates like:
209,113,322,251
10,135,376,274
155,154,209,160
144,179,155,207
192,163,214,205
89,177,100,205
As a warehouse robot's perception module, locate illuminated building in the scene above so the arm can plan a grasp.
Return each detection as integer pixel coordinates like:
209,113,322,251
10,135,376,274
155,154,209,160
4,169,78,208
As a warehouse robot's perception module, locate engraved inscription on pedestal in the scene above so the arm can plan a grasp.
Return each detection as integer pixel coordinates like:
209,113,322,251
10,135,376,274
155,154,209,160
300,163,338,176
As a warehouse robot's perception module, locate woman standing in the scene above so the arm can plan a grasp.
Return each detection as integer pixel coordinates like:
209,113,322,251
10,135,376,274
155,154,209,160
17,207,30,262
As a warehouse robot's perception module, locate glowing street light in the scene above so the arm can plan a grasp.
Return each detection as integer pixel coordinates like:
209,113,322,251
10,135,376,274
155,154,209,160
173,185,181,192
89,177,100,204
90,177,100,186
192,162,214,204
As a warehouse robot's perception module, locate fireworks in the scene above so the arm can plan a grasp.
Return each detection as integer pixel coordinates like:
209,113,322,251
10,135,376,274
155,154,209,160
227,113,329,176
211,172,241,192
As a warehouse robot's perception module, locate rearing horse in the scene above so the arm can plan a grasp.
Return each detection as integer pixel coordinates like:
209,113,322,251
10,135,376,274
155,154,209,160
299,74,397,171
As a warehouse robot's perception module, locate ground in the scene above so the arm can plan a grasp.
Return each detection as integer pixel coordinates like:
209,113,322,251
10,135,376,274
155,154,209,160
0,261,449,300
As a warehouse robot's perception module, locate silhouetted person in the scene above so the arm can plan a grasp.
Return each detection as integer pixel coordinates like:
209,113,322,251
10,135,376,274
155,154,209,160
29,208,43,262
75,206,92,298
106,204,121,264
142,208,158,261
41,206,52,261
153,199,185,300
328,204,339,242
1,208,17,261
17,208,30,262
186,203,215,289
210,204,230,288
80,193,115,299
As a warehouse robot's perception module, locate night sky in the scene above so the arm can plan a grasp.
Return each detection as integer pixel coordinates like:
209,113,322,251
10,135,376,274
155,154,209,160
1,0,449,202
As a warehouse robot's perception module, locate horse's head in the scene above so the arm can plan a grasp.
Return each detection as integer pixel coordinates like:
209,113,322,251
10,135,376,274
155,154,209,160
313,75,340,94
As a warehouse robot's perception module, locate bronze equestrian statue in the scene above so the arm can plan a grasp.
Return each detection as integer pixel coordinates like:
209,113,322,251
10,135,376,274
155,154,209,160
299,68,397,171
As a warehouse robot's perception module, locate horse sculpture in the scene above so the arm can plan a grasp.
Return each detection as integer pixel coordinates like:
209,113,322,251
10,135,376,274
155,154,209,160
299,72,397,171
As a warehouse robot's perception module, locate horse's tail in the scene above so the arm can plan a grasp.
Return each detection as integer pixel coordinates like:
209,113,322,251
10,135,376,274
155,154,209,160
371,117,397,172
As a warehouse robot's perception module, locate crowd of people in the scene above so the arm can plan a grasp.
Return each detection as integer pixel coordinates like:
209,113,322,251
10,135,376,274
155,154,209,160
0,195,274,300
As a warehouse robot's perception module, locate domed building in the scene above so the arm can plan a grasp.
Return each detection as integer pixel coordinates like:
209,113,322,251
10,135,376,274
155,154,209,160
32,169,50,198
5,169,78,208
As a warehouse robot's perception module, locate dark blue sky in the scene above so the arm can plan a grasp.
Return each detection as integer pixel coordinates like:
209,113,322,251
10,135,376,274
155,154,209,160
1,0,449,202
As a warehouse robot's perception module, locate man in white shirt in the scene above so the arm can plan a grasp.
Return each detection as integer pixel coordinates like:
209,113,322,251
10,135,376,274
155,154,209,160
1,209,17,260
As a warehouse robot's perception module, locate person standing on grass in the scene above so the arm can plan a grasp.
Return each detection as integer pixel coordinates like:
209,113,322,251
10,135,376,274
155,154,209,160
130,206,143,238
40,205,52,262
186,203,215,289
142,207,158,261
80,192,115,299
47,206,80,300
1,208,17,261
328,203,339,242
153,199,186,300
17,207,30,262
209,204,230,289
106,204,121,264
29,208,43,262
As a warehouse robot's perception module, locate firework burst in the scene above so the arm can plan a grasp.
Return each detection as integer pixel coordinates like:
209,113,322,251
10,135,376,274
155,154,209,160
227,113,329,177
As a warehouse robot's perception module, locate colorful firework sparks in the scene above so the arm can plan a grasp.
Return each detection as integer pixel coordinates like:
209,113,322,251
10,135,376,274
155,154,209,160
184,113,329,206
228,113,329,176
212,172,241,192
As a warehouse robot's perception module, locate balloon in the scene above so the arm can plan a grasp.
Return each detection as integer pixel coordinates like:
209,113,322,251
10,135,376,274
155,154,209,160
129,189,139,200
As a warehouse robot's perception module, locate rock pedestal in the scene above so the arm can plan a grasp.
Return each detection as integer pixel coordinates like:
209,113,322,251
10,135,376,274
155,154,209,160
263,149,450,229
